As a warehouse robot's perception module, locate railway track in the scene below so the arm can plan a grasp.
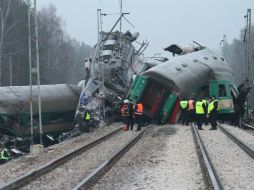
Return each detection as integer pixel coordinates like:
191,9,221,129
73,128,146,190
1,126,148,190
191,123,223,190
242,122,254,135
91,124,204,189
0,127,122,190
217,123,254,159
192,123,254,189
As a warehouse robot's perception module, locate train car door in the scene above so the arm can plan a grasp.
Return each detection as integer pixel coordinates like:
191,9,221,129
142,81,166,116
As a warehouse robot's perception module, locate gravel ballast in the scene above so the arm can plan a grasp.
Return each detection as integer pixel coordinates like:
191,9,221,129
92,124,204,190
199,126,254,190
20,128,136,190
220,123,254,150
0,124,120,185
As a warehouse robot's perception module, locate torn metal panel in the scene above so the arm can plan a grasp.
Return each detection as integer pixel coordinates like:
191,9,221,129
76,30,148,124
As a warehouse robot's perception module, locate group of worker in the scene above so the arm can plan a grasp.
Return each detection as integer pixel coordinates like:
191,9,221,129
121,99,144,131
179,95,218,130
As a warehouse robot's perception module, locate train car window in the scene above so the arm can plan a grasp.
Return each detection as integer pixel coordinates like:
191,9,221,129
229,84,239,98
219,84,227,97
203,57,208,60
103,44,114,50
221,57,225,61
213,56,217,60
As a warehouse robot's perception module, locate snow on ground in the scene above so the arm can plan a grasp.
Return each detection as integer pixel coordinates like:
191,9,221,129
93,124,204,190
21,127,136,190
221,123,254,150
199,126,254,190
0,123,120,185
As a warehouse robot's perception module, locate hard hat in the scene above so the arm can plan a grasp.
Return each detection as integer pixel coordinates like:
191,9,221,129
124,99,129,104
79,105,86,111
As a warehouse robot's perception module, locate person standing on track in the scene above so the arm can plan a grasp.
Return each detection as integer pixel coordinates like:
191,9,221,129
186,97,196,125
180,97,189,126
127,99,134,130
121,99,130,129
134,100,144,131
208,96,219,130
83,109,91,133
195,98,206,130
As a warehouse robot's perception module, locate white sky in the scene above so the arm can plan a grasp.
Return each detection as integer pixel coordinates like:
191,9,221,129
37,0,254,56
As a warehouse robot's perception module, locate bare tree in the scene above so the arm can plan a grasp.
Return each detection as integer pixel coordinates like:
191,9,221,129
0,0,11,86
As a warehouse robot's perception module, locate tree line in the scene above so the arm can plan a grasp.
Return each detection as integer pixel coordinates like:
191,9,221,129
0,0,91,86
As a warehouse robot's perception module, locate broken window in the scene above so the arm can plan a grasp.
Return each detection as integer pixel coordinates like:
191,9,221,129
219,84,227,97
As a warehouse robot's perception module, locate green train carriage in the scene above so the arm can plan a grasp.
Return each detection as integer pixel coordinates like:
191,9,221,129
129,77,242,124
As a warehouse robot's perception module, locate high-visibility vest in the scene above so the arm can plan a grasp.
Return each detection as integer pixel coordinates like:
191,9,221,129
135,103,143,115
208,100,218,114
0,149,9,161
180,100,188,109
188,100,194,110
196,101,205,114
85,112,91,120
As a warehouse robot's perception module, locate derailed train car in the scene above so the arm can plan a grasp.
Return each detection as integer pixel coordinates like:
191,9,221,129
130,45,249,124
76,30,149,123
0,84,81,137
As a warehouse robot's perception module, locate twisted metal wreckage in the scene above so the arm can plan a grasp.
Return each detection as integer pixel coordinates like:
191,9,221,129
0,28,151,154
0,24,250,160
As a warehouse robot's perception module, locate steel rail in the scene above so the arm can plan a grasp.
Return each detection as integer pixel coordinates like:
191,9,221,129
217,123,254,159
242,121,254,130
73,126,148,190
0,128,122,190
191,123,224,190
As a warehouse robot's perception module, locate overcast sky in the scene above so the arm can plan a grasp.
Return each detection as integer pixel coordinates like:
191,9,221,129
37,0,253,56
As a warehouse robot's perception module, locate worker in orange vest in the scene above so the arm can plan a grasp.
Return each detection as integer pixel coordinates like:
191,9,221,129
134,101,144,131
186,97,196,125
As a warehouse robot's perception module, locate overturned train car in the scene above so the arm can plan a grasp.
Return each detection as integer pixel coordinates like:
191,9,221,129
130,47,248,124
0,84,81,137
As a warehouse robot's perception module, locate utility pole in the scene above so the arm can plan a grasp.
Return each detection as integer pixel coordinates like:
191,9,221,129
27,0,43,149
219,35,227,55
244,9,251,88
97,9,106,126
9,51,12,86
243,9,251,118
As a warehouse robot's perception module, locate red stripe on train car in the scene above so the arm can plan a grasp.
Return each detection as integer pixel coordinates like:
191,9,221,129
168,99,180,124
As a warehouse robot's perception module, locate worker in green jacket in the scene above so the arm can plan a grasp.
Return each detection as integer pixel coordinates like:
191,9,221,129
83,109,91,133
195,99,206,130
0,149,10,164
180,97,188,126
208,96,219,130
